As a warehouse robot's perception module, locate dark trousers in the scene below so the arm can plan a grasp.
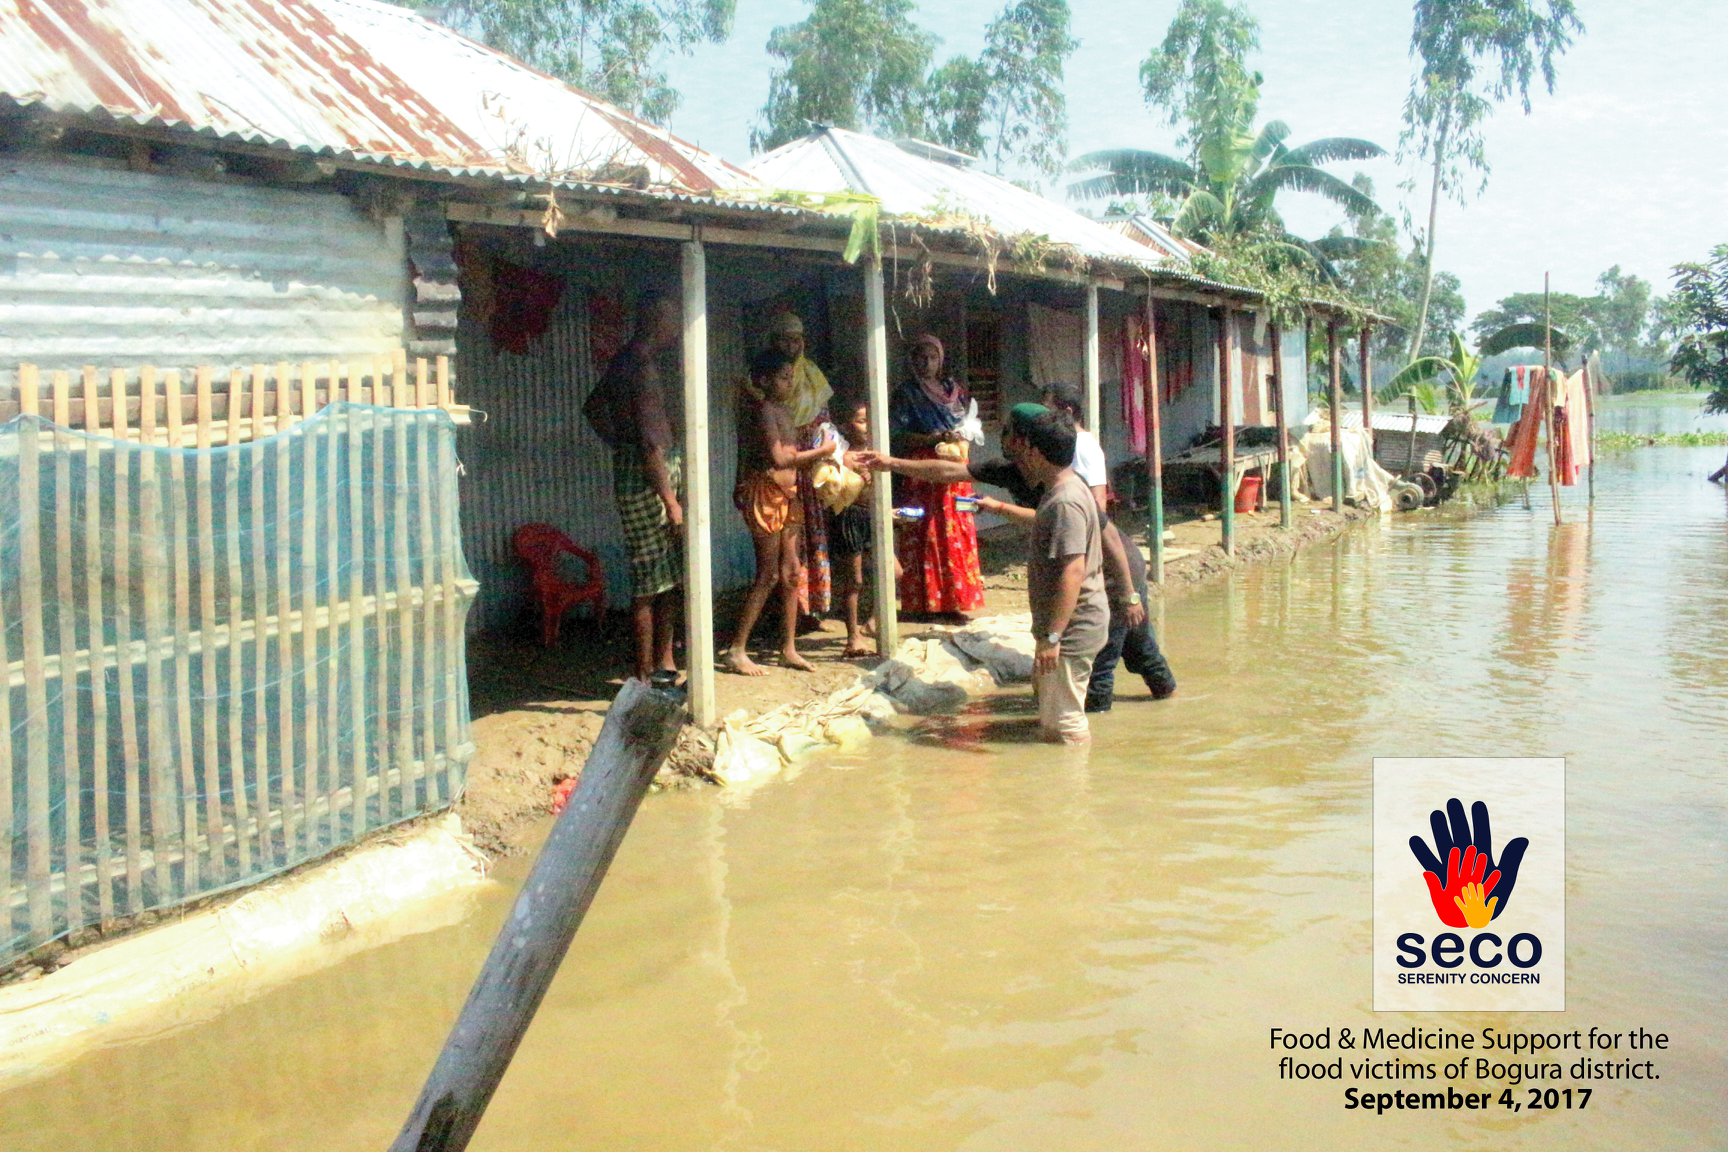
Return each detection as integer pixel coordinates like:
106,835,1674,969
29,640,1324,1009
1086,565,1177,711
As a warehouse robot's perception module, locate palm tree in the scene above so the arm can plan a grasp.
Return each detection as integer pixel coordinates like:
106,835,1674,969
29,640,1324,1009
1068,114,1385,278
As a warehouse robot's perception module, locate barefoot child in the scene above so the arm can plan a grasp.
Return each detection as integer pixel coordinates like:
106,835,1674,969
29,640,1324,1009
724,349,834,675
830,396,877,657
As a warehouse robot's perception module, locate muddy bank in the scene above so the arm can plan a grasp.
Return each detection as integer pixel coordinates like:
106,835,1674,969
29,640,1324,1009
458,501,1378,857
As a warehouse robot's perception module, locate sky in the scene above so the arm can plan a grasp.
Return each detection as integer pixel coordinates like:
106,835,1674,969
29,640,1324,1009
660,0,1729,323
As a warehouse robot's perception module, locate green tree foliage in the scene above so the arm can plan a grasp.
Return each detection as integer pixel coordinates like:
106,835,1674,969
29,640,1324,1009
432,0,734,124
1327,174,1464,366
1663,244,1727,414
1470,291,1596,353
1400,0,1584,359
753,0,936,153
1137,0,1261,160
1069,0,1382,292
936,0,1080,178
1594,265,1654,353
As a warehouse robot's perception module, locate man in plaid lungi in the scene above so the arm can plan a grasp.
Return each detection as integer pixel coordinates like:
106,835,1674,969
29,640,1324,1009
593,291,685,682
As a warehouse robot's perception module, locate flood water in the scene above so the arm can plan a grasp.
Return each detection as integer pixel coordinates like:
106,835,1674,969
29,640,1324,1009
1,399,1723,1150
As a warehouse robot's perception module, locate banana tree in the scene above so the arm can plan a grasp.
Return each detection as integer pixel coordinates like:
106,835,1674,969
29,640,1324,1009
1379,324,1572,414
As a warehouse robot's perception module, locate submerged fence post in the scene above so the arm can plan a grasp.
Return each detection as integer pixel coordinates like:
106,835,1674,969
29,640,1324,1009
390,679,686,1152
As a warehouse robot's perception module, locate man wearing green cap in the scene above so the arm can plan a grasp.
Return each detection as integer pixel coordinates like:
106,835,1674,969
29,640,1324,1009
857,404,1112,742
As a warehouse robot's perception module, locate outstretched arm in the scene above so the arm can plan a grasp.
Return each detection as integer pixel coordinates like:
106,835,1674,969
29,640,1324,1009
853,450,971,485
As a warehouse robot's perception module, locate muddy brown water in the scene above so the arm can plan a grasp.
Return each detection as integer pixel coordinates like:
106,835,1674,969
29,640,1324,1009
1,399,1723,1150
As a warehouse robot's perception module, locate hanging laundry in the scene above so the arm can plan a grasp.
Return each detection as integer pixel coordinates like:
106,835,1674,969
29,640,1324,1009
1553,370,1592,486
1493,364,1541,424
1505,367,1560,479
1121,314,1148,455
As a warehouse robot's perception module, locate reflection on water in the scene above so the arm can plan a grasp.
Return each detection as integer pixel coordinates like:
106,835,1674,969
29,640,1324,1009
0,420,1722,1151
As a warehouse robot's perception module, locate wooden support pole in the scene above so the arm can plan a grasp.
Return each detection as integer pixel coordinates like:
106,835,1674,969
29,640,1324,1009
1271,324,1292,530
1328,322,1344,511
680,240,716,730
1144,295,1165,583
1543,274,1562,526
83,366,115,921
1359,325,1374,457
1083,281,1101,435
1584,353,1597,502
1217,309,1235,555
864,253,898,656
391,680,685,1153
17,365,53,939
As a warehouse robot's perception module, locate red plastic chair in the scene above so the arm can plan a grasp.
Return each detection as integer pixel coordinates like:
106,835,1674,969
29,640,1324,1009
513,523,606,646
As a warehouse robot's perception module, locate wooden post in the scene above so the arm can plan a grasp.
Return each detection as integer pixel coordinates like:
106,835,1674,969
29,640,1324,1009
390,680,685,1153
1584,353,1597,502
51,371,83,927
1143,293,1165,583
344,370,370,839
224,370,253,875
1359,325,1374,458
1271,325,1292,530
139,367,179,899
83,367,115,922
1217,309,1235,554
864,253,898,655
113,369,144,909
1543,273,1562,526
194,368,224,880
681,240,716,730
1083,281,1101,434
17,366,53,939
1328,321,1344,511
1406,395,1421,475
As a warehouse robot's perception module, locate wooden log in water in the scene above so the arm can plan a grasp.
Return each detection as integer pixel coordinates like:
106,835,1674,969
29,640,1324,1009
389,679,686,1153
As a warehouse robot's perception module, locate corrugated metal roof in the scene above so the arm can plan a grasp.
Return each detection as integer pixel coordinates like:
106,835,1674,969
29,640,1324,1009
1100,213,1205,264
1339,409,1452,435
743,127,1176,273
0,0,757,195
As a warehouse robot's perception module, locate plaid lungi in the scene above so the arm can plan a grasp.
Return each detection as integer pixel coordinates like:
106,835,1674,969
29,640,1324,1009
612,444,683,598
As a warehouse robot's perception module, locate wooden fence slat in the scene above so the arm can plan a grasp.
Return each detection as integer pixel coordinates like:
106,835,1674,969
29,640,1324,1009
17,366,56,941
194,368,224,882
391,399,418,814
343,367,369,840
81,366,114,923
0,452,12,942
434,410,463,802
249,365,274,867
139,366,179,902
111,369,143,912
275,364,298,859
393,349,410,409
320,363,341,842
224,370,253,877
166,372,200,894
412,400,439,806
370,357,395,818
50,371,83,929
436,355,451,408
415,357,432,410
299,362,322,854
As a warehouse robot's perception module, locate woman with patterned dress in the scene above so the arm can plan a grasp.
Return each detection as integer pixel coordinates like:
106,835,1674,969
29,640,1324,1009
888,333,985,617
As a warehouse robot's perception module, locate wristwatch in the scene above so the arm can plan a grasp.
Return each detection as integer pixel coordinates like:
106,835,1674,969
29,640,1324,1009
1044,631,1062,646
1126,593,1142,607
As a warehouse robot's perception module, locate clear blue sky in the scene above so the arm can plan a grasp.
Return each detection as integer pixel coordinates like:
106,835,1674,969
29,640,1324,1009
662,0,1728,323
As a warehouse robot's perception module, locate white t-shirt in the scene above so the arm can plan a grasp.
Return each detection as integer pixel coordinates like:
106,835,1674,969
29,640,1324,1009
1072,427,1108,489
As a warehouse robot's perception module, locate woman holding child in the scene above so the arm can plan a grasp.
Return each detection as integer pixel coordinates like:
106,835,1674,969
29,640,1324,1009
723,348,836,675
889,333,985,618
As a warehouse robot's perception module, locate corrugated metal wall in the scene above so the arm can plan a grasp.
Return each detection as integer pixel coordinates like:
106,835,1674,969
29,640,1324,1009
453,248,756,636
0,153,407,384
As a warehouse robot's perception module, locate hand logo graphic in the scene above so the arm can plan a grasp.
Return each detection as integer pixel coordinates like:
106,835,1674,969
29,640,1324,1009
1408,798,1528,927
1454,881,1497,929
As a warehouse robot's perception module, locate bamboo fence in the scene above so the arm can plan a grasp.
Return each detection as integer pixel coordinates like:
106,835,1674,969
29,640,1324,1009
1,357,477,964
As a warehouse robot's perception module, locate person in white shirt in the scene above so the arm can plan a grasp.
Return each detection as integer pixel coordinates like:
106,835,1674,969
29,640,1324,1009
1042,383,1177,708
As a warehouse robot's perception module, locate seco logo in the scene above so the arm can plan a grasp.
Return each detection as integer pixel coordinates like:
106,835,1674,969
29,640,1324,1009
1395,798,1541,970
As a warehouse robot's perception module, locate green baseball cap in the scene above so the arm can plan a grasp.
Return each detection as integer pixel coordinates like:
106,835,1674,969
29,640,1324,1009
1007,402,1048,434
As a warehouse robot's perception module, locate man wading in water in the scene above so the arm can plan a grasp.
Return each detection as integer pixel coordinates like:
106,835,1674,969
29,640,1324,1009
862,405,1111,742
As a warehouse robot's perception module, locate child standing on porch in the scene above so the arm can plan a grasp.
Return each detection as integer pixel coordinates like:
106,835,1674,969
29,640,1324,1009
723,349,835,676
830,395,885,658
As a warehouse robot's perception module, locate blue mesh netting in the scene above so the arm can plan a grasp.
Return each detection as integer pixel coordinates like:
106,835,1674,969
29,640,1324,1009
1,403,476,963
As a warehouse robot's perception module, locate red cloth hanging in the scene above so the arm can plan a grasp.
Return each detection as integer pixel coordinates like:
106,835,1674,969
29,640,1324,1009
1121,314,1148,455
